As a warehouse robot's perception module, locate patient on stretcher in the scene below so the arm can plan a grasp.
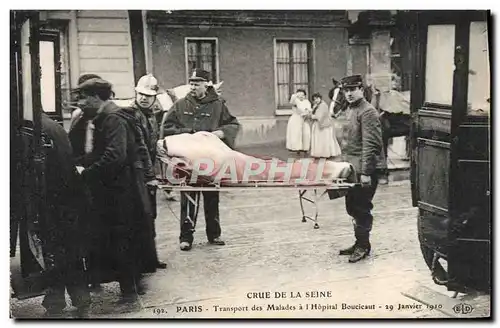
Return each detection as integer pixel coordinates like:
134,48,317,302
157,132,355,186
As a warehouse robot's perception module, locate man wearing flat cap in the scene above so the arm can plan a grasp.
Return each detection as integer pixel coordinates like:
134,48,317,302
76,78,157,300
337,74,384,263
68,74,103,167
163,69,240,251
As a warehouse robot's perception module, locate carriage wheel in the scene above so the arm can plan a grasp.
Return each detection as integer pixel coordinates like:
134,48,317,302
417,217,448,286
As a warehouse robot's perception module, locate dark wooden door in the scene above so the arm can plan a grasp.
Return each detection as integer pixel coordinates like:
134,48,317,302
10,10,48,300
446,13,491,293
410,10,491,292
411,12,462,257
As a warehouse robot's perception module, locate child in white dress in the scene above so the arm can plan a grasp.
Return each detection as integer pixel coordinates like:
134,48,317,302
286,89,312,156
308,92,341,159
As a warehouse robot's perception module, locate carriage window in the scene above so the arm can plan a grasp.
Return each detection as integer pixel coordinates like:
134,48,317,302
467,21,490,116
21,18,33,121
40,41,56,113
424,25,455,106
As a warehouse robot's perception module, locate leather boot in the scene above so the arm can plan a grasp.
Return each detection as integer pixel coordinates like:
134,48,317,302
339,243,357,255
209,237,226,246
348,243,371,263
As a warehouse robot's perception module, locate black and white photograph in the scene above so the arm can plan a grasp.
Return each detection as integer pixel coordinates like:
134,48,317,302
8,8,491,319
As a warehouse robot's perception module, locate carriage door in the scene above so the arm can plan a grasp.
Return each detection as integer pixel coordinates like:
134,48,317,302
411,13,460,258
411,11,491,293
446,14,491,293
10,10,48,300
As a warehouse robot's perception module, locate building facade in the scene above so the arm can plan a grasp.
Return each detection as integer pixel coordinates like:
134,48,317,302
37,10,136,122
38,10,405,154
146,10,351,145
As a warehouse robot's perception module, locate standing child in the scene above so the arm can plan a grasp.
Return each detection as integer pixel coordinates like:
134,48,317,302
309,93,341,159
286,89,312,156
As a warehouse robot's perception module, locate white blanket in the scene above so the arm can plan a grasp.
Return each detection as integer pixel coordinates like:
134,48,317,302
157,133,355,185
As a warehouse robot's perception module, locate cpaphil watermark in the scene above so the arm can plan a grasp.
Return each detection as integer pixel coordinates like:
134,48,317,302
161,157,331,185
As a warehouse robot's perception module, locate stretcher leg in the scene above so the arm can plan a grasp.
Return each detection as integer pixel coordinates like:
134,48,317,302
184,192,200,231
299,190,307,223
299,189,320,229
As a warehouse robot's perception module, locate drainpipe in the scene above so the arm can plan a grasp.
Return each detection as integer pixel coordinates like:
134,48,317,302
142,10,154,74
128,10,147,83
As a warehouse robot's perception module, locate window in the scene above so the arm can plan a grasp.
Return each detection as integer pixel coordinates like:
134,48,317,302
21,18,33,121
185,38,218,83
424,25,456,105
275,40,312,109
40,21,71,118
467,21,490,116
40,40,56,114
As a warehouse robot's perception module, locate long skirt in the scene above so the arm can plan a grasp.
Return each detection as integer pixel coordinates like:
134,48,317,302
310,122,341,158
286,113,311,152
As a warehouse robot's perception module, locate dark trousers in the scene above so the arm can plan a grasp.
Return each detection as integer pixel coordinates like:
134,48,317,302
42,265,91,312
147,185,163,266
345,172,379,247
180,191,221,244
148,186,157,234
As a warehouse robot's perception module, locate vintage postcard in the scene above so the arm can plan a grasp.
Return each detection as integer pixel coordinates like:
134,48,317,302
9,9,491,319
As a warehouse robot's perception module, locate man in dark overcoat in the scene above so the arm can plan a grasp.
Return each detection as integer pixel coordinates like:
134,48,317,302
337,75,385,263
162,69,240,251
76,78,156,300
68,73,102,167
126,74,169,269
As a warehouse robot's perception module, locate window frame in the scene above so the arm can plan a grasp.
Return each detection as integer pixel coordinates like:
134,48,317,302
184,37,219,84
39,19,71,121
466,20,490,118
273,38,315,116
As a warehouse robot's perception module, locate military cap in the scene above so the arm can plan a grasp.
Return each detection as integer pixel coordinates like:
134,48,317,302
340,75,364,89
189,69,211,82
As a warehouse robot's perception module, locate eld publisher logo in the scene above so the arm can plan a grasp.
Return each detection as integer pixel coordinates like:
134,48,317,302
453,303,474,315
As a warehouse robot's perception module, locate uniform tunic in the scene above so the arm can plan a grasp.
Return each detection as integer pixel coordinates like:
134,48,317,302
163,89,240,244
339,97,384,246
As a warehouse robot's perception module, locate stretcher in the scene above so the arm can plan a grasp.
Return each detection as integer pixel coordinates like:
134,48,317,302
156,156,359,229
